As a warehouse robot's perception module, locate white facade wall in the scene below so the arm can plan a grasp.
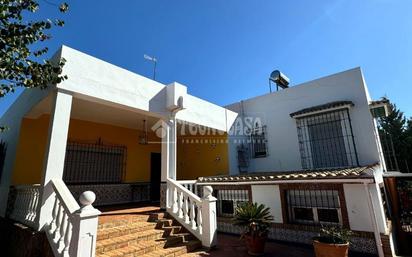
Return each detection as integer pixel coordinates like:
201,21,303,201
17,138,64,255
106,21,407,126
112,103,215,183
343,183,386,233
251,185,283,223
250,182,386,233
226,68,381,174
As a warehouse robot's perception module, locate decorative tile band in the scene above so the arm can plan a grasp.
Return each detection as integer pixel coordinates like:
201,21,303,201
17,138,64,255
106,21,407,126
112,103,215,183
68,183,150,206
217,221,377,254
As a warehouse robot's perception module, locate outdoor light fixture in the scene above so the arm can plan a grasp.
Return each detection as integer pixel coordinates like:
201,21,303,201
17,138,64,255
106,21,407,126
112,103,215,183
138,119,148,145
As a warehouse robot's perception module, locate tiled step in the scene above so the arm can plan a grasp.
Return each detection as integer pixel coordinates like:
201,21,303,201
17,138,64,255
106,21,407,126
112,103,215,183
97,211,202,257
96,229,165,254
96,238,170,257
97,235,201,257
138,240,202,257
179,251,209,257
98,215,152,229
97,221,157,241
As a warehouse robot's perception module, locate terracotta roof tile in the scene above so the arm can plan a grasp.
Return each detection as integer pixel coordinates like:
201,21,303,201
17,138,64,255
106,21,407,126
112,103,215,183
197,164,378,183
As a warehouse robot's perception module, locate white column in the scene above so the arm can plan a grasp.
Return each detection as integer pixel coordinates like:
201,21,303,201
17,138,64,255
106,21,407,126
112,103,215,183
169,116,177,180
201,186,217,248
160,116,177,209
37,90,72,230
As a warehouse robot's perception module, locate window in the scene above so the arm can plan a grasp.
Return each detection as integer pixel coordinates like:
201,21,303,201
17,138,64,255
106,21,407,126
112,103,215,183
296,109,358,169
286,189,342,225
63,141,127,184
216,189,249,217
250,125,268,158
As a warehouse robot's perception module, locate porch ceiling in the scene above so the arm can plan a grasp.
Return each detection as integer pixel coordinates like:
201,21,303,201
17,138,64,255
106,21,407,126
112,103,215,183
24,93,225,133
25,93,162,130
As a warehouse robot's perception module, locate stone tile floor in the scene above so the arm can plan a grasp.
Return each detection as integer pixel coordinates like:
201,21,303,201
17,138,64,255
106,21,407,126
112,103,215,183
203,233,314,257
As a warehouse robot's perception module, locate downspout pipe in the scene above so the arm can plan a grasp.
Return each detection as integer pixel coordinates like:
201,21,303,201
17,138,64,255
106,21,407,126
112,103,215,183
364,182,385,257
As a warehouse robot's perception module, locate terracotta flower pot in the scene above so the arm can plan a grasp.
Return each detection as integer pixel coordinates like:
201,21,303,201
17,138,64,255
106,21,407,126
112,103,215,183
313,240,349,257
244,234,267,256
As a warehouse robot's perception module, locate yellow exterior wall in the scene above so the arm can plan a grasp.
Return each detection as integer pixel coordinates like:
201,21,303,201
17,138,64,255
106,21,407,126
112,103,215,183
12,115,50,185
177,134,229,180
12,115,229,185
66,119,161,183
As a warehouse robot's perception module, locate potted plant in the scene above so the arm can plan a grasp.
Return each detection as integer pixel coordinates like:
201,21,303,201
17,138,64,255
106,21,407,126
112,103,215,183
313,225,353,257
233,202,274,256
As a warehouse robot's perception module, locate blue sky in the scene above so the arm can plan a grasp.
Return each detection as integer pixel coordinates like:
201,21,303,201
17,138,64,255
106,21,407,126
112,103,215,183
2,0,412,117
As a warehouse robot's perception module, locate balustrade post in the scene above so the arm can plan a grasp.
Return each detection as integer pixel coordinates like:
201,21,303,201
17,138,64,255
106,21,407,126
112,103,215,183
49,197,59,234
53,203,63,243
172,187,178,213
184,196,189,224
178,192,184,218
200,186,217,248
69,191,101,257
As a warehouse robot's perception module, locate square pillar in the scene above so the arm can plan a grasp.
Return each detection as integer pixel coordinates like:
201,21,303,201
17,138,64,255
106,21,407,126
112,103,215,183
37,90,72,230
160,117,177,209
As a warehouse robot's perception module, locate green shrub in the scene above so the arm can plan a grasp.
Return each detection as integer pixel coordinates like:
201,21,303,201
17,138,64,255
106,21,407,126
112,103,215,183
232,202,273,237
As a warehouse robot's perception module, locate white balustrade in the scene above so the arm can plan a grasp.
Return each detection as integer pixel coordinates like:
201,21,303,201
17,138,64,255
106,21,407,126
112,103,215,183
9,184,41,228
46,179,101,257
177,180,198,195
167,178,217,248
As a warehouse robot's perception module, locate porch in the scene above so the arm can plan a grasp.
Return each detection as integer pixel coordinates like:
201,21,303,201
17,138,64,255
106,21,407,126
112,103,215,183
0,47,237,257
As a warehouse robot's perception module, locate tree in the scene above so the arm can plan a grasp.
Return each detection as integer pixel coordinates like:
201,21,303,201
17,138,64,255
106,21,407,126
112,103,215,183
378,103,411,172
0,0,69,130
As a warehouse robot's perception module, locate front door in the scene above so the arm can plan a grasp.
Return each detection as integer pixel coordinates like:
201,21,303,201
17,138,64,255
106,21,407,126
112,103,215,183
150,153,161,201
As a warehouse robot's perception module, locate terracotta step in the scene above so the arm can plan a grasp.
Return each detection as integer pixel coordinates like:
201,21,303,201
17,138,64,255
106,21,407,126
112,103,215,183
148,212,169,222
98,215,152,229
155,218,176,229
163,233,196,246
96,229,165,254
179,250,209,257
97,221,157,241
138,240,202,257
96,238,170,257
96,237,201,257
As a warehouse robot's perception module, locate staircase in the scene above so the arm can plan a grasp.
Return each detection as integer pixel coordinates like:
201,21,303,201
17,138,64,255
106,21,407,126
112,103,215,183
96,211,204,257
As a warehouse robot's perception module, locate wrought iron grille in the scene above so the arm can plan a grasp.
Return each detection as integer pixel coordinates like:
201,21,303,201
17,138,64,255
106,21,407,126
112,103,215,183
286,189,342,225
0,140,7,184
63,140,127,184
216,189,249,217
296,109,359,169
250,125,268,158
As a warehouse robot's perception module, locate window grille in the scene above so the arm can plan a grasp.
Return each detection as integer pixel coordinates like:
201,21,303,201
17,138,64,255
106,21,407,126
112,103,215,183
216,189,249,217
237,144,249,174
286,189,342,225
250,125,268,158
296,109,358,169
63,141,127,184
0,140,6,184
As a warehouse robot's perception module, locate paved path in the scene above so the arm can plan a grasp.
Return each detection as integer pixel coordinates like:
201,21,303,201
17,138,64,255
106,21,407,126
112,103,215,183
203,233,314,257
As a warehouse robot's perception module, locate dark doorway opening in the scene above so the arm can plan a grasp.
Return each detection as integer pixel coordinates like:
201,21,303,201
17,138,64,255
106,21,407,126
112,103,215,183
150,153,161,201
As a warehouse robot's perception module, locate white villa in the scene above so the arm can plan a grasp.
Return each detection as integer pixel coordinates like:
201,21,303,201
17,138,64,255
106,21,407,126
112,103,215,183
0,46,401,257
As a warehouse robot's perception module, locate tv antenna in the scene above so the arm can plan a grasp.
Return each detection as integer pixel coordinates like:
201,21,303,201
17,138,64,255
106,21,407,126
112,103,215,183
144,54,157,81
